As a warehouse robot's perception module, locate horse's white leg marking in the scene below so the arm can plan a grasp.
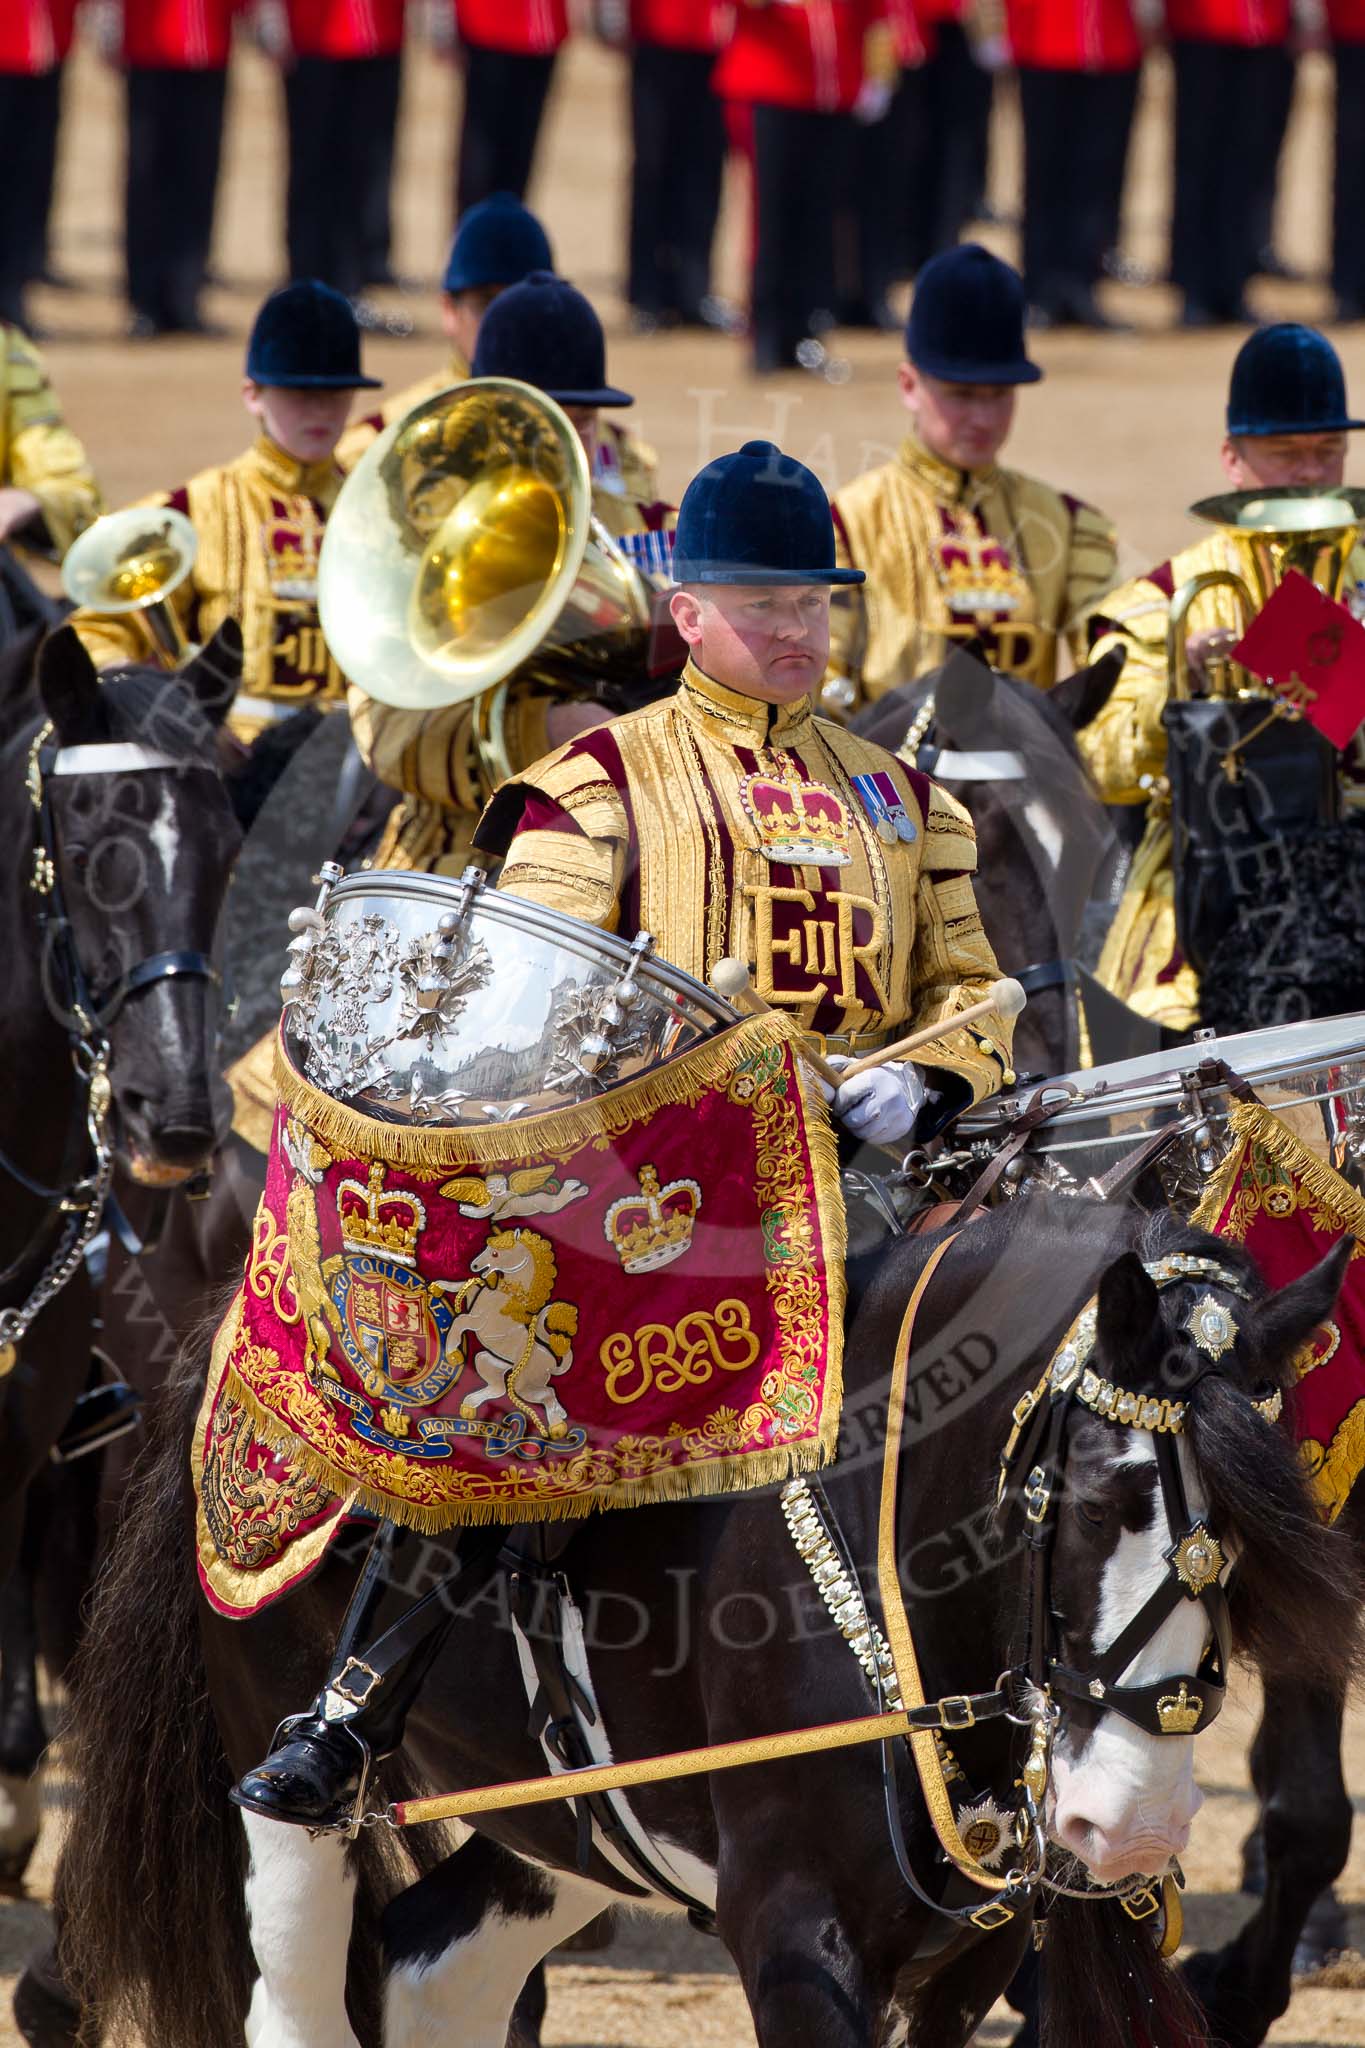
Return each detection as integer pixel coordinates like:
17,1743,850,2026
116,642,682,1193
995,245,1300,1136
242,1810,361,2048
1051,1437,1210,1882
0,1764,42,1872
460,1353,507,1414
385,1866,614,2048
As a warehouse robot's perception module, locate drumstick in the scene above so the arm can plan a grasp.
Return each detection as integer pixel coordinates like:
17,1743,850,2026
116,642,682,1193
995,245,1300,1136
836,978,1027,1084
708,959,842,1090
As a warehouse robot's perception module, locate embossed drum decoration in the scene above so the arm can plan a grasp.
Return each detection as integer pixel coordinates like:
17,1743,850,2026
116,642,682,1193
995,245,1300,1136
279,865,734,1124
955,1013,1365,1206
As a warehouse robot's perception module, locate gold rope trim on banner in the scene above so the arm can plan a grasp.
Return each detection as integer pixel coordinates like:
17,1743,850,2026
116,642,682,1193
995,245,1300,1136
273,1009,810,1171
1190,1096,1365,1245
874,1232,1015,1894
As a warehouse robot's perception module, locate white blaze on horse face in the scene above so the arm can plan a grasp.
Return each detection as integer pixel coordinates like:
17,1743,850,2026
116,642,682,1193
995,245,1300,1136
242,1811,361,2048
1021,796,1064,876
1049,1436,1208,1886
148,778,182,894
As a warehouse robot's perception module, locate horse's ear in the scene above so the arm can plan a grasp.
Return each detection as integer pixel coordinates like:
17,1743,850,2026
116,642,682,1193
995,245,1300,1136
936,647,996,725
1048,646,1126,734
1254,1239,1352,1375
1095,1251,1162,1375
38,624,102,739
181,619,242,730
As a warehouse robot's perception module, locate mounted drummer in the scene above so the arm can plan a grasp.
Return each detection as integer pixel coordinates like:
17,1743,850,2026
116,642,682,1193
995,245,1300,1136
824,245,1119,717
1083,322,1365,1028
230,441,1016,1830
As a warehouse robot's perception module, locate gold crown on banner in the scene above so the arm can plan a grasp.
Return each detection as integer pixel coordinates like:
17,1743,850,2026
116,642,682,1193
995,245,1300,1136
740,769,850,865
1156,1683,1203,1735
337,1162,427,1266
605,1164,701,1275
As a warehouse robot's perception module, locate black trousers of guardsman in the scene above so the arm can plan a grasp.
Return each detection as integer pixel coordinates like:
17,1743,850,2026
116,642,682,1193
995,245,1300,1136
628,42,726,324
897,20,992,276
1333,41,1365,311
1170,37,1287,319
286,54,404,299
456,42,558,214
0,66,63,327
125,64,228,331
1017,65,1139,314
750,100,852,370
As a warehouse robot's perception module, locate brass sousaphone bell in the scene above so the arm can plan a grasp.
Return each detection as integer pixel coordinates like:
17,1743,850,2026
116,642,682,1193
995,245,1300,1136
1167,484,1365,697
61,506,199,666
317,378,653,785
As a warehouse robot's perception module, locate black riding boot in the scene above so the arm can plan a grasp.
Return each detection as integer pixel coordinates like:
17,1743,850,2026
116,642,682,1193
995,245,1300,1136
231,1519,506,1829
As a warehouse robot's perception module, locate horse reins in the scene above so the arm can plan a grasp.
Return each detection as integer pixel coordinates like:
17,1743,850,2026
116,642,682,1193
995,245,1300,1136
377,1234,1281,1961
0,724,221,1374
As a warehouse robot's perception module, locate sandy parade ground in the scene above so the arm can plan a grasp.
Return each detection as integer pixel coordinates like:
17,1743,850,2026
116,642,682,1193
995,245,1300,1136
9,24,1365,2046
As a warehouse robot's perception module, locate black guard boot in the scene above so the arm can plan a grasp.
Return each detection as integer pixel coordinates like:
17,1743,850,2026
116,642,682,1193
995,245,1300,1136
230,1520,505,1829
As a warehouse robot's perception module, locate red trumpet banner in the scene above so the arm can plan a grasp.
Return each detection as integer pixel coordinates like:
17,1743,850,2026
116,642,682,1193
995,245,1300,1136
1231,570,1365,750
1193,1098,1365,1524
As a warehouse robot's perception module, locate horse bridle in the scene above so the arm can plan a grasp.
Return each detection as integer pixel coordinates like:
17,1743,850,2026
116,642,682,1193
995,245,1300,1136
0,726,222,1368
997,1251,1278,1744
27,724,222,1035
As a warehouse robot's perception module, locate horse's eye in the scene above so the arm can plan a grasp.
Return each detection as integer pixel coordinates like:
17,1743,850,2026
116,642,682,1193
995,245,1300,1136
65,845,90,873
1074,1499,1107,1530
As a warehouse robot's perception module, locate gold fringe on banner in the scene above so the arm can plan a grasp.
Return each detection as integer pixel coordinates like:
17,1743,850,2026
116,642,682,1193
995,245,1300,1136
273,1009,812,1173
1191,1098,1365,1244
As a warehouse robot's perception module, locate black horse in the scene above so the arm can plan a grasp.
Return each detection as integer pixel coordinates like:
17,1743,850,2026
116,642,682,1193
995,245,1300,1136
51,1192,1359,2048
0,623,241,1588
851,650,1137,1082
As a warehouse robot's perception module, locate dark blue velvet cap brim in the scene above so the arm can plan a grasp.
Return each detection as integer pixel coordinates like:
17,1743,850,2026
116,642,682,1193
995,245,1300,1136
544,385,634,408
1228,414,1365,436
907,347,1044,386
673,562,866,585
247,371,384,389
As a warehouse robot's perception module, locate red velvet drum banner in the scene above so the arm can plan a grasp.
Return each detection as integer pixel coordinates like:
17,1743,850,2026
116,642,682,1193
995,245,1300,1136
194,1010,846,1615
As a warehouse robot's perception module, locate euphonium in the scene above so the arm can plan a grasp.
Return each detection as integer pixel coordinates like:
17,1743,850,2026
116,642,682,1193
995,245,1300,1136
1166,485,1365,698
317,378,654,787
61,506,198,665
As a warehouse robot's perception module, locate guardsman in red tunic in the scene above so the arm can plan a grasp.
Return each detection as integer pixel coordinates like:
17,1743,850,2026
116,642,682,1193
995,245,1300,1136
1166,0,1292,326
0,0,77,331
1006,0,1142,328
121,0,237,337
1330,0,1365,319
714,0,887,373
595,0,731,330
450,0,570,214
280,0,407,300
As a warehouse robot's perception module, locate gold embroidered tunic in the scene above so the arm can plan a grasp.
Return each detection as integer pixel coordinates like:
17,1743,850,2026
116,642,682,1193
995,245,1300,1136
337,351,662,504
829,434,1117,706
0,325,102,557
350,483,675,876
482,660,1013,1105
1082,529,1365,1031
69,435,346,739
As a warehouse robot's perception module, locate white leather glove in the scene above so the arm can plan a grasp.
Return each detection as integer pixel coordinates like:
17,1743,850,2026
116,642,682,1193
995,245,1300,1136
827,1059,926,1146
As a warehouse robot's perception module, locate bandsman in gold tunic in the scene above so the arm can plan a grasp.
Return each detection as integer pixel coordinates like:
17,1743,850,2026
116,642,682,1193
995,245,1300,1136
69,282,380,740
485,439,1014,1128
338,193,660,505
827,245,1117,714
0,323,101,558
233,439,1014,1833
350,271,677,877
1083,322,1365,1029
